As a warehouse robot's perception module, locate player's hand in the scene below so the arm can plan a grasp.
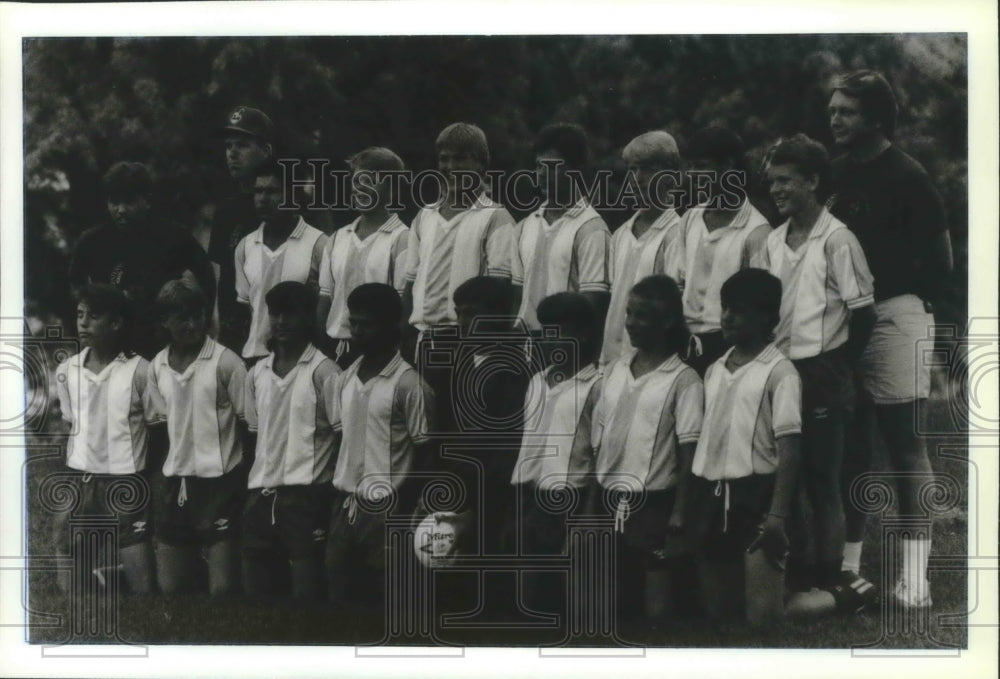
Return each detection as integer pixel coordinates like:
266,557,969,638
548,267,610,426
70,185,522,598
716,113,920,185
746,515,788,571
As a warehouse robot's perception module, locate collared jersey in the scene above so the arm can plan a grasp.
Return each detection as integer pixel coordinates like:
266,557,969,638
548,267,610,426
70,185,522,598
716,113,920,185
244,344,341,488
691,344,802,481
510,364,601,490
512,199,611,331
675,201,771,334
593,353,703,493
234,217,327,358
328,353,434,500
147,338,247,478
404,194,514,330
751,208,875,360
55,350,155,475
600,209,682,366
318,214,410,339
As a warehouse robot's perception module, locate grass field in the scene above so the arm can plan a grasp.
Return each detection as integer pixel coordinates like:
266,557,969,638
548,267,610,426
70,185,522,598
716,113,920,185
22,391,970,650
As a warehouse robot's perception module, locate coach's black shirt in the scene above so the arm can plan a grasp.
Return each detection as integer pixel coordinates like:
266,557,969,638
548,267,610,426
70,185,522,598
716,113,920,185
207,192,258,352
827,145,947,302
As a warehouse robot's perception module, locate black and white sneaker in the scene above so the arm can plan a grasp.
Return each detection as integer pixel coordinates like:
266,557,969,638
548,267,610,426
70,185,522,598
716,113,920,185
826,570,877,614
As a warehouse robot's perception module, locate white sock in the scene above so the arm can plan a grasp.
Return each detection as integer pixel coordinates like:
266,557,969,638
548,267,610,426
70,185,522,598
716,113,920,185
841,541,863,574
902,537,931,591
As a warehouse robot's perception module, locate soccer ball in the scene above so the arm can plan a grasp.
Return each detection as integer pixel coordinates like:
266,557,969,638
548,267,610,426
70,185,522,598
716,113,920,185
413,512,464,568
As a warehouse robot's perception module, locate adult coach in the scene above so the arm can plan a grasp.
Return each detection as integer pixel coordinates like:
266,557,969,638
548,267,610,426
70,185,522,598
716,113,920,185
826,70,954,608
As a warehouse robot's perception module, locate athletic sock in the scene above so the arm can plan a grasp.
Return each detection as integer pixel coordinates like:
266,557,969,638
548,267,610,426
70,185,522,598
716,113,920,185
902,537,931,593
841,541,863,574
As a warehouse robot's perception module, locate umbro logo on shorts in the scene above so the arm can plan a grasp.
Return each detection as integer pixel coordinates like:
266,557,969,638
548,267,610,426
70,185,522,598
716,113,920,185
214,519,230,531
132,521,147,533
312,529,327,541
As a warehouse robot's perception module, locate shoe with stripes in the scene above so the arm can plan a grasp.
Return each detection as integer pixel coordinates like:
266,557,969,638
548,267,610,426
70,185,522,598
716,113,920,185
826,570,877,614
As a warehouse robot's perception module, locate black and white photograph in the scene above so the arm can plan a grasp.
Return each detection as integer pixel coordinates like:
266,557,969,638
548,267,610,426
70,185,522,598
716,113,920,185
1,1,996,677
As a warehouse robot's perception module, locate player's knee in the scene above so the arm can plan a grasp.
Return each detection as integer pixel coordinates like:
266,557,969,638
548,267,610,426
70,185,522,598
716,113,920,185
119,542,155,594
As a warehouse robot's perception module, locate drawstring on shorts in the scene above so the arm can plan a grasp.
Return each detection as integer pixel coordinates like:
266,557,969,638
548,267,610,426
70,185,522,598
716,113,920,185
614,496,631,534
714,480,731,533
262,488,277,525
178,478,188,507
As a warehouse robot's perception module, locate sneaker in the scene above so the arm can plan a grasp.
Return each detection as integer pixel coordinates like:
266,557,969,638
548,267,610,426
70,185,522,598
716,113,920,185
892,579,932,609
826,571,878,614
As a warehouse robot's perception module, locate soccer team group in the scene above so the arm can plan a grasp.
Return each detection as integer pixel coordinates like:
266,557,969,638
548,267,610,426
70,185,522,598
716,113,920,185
53,69,953,629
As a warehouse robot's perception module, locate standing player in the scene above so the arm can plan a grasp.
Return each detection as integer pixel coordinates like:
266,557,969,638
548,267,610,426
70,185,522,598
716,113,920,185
235,160,327,363
827,71,953,608
241,281,340,599
316,147,410,367
752,134,876,600
512,123,611,333
401,123,515,364
68,161,216,359
599,131,683,368
53,284,158,594
592,275,703,622
146,280,247,596
675,127,772,375
324,283,434,608
209,105,274,353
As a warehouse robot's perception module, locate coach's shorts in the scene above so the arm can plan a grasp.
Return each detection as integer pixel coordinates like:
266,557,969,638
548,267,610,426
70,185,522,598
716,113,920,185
242,485,333,559
685,473,775,564
51,468,152,554
793,346,855,411
153,467,245,547
857,294,933,404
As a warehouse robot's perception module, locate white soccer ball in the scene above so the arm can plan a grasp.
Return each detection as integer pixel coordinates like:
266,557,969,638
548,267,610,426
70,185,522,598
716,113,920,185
413,512,463,568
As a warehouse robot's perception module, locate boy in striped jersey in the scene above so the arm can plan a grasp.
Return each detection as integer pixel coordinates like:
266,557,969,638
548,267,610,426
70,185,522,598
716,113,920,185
241,281,341,599
147,280,248,595
54,284,158,594
599,131,684,368
686,269,801,623
592,275,703,621
324,283,434,607
675,127,772,376
316,147,410,368
510,292,601,613
752,134,876,601
235,161,327,363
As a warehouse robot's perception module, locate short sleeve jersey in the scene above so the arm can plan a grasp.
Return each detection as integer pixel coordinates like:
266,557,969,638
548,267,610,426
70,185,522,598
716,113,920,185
55,350,156,474
691,344,802,481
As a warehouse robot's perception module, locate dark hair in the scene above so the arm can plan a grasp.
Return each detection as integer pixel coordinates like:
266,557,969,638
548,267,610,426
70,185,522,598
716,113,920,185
346,282,403,329
720,269,783,332
766,133,831,200
453,276,511,316
253,159,302,208
831,70,898,140
629,275,690,356
77,284,132,353
536,292,599,364
686,126,746,168
155,278,207,321
103,162,154,202
533,123,589,170
265,281,317,330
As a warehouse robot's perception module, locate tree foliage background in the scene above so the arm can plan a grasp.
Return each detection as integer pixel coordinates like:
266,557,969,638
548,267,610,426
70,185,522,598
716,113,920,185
23,34,968,333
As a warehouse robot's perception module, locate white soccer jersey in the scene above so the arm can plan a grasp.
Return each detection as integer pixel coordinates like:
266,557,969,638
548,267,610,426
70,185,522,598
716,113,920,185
234,217,327,358
328,353,433,500
512,198,611,331
510,364,601,490
404,194,514,330
692,344,802,481
147,338,247,478
600,209,682,366
675,201,771,334
55,350,155,474
592,353,703,493
244,344,341,488
751,208,874,360
319,215,410,340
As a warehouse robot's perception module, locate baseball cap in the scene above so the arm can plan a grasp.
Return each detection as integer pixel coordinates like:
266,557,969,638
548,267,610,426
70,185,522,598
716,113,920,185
222,106,273,142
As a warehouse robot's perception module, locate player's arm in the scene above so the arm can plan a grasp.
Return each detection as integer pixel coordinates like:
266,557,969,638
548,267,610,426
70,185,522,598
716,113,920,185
668,441,697,530
306,234,327,292
827,230,877,363
668,377,704,529
846,305,876,363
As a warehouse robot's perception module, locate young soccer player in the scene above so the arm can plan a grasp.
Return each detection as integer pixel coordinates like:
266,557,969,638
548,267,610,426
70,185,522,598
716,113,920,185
146,279,247,595
235,160,327,363
510,292,601,613
827,71,953,608
512,123,611,333
592,275,703,622
53,284,157,594
324,283,434,608
674,127,772,376
599,131,684,367
686,269,801,624
316,147,410,368
752,134,876,601
401,123,515,364
241,281,340,599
